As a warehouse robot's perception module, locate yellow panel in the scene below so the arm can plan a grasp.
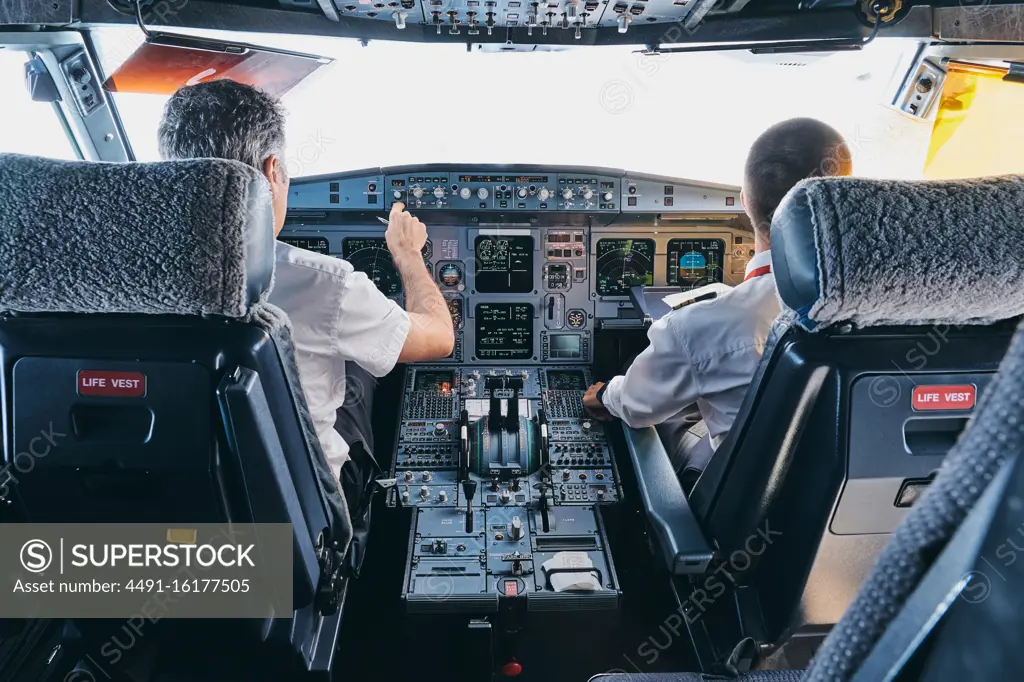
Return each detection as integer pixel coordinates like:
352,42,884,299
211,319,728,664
924,62,1024,179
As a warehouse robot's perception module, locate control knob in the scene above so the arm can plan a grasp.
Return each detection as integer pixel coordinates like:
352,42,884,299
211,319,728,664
581,419,593,434
562,468,572,481
517,187,528,199
500,489,512,504
582,188,594,200
393,9,408,28
433,186,446,199
421,471,433,482
617,13,630,32
402,486,410,503
538,187,551,202
477,187,489,200
393,190,403,200
434,422,447,436
419,486,430,501
412,186,424,199
509,516,524,541
561,188,574,200
602,191,614,202
438,489,448,503
404,470,414,482
459,187,471,200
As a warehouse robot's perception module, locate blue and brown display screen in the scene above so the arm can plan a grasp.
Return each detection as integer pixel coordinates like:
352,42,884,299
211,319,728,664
667,238,725,289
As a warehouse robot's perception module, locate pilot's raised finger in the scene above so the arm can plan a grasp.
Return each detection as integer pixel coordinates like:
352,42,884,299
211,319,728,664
390,202,406,217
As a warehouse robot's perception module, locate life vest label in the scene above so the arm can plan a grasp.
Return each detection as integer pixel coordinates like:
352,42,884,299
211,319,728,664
911,384,976,411
77,370,147,398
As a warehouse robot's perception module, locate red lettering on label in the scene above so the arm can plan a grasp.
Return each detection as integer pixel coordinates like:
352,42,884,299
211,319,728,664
504,580,519,597
77,371,147,398
912,384,976,411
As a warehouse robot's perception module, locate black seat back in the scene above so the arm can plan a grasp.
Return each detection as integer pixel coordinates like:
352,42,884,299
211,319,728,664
686,174,1024,658
0,154,351,672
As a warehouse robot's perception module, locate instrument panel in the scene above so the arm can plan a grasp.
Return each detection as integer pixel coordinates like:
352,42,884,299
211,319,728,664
282,165,754,363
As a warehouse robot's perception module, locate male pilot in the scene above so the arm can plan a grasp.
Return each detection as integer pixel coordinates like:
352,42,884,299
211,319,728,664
583,118,852,486
157,80,455,517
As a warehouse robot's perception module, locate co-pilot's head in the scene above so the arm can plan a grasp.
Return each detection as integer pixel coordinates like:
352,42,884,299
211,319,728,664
157,79,290,235
740,117,853,248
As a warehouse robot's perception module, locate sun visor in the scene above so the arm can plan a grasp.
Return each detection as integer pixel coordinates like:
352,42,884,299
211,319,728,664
103,32,332,98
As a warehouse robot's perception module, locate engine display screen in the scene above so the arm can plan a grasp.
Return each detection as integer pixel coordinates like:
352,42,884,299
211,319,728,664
667,238,725,288
596,238,655,296
415,370,455,393
474,235,533,293
279,236,329,255
546,369,586,391
475,303,533,360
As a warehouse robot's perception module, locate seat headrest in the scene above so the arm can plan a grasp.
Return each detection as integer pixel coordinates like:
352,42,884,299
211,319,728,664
0,154,275,317
771,175,1024,330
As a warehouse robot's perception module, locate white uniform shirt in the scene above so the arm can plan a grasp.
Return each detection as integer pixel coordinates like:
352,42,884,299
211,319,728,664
601,250,780,452
269,242,411,476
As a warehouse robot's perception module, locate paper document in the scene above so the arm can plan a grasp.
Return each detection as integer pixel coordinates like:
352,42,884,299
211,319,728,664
662,282,732,310
542,552,601,592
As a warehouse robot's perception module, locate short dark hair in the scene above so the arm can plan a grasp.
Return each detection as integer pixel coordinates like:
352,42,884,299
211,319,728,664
157,80,286,172
743,117,852,239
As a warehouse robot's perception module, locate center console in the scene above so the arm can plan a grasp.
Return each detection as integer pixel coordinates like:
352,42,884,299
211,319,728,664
389,364,621,613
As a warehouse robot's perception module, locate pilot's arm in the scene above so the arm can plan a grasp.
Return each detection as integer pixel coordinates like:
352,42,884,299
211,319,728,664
584,313,699,428
386,202,456,362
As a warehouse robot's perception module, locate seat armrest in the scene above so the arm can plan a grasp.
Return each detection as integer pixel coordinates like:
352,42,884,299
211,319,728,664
623,425,714,575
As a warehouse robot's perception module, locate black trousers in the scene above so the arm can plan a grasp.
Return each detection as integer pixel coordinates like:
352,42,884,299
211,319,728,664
333,362,379,519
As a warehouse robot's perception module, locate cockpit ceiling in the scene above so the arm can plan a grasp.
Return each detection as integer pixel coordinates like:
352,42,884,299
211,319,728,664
283,0,750,36
51,0,953,48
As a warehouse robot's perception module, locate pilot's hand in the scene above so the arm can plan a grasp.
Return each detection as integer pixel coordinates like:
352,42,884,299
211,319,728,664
583,382,614,422
386,202,427,262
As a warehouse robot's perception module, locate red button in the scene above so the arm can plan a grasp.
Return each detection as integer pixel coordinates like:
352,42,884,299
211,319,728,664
911,384,976,411
504,580,519,597
501,661,523,677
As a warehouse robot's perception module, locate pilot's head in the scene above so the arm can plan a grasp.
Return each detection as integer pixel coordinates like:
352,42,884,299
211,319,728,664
158,80,289,235
741,117,852,248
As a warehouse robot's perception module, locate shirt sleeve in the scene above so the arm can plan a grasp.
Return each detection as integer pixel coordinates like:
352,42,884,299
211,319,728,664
334,269,411,377
601,313,701,428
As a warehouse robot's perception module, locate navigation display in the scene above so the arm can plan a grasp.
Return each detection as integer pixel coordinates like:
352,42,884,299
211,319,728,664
279,236,329,254
667,238,725,288
475,303,533,360
342,237,402,296
596,238,655,296
546,369,586,391
474,235,533,293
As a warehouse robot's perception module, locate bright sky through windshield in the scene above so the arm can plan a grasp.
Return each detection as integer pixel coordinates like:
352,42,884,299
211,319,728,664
92,28,932,185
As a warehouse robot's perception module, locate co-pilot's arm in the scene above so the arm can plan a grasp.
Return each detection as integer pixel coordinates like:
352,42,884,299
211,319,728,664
600,315,701,429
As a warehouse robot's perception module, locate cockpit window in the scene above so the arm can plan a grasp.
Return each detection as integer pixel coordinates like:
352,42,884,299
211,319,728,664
0,50,78,160
91,27,927,183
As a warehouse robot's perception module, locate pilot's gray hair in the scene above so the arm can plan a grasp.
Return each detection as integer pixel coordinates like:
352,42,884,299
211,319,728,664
157,80,287,174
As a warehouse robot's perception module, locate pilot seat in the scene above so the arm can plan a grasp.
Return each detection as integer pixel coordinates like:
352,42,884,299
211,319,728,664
624,173,1024,671
0,154,357,680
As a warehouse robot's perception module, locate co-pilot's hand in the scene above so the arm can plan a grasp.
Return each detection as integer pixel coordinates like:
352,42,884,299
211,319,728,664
583,382,614,422
385,202,427,262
